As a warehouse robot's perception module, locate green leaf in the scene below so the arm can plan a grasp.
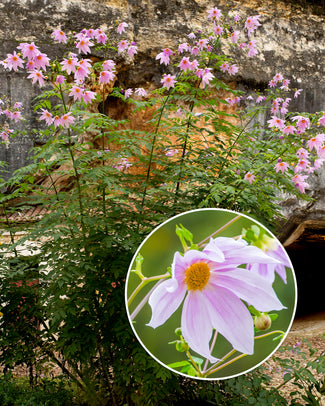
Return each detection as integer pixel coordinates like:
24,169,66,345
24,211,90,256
167,360,191,369
191,356,204,367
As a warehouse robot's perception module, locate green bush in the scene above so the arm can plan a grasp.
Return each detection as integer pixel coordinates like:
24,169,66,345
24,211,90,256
0,376,75,406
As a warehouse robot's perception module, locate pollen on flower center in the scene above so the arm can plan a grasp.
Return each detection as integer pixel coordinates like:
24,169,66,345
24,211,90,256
184,262,210,291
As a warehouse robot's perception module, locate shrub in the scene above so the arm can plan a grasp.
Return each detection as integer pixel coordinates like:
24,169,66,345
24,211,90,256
0,4,324,405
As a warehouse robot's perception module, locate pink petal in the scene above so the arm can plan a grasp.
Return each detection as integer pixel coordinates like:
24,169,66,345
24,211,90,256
147,278,186,329
268,245,291,267
200,239,225,263
205,237,247,254
274,264,287,283
210,269,285,312
225,244,281,266
181,290,219,362
248,263,276,284
203,285,254,354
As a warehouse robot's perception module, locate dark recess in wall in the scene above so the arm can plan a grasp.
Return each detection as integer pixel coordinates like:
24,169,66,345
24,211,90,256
286,240,325,318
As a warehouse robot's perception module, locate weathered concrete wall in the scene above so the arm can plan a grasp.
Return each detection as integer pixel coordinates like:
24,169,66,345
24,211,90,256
0,0,324,226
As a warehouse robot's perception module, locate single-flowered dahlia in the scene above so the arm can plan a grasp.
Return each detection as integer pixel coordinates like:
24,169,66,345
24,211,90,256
147,237,284,362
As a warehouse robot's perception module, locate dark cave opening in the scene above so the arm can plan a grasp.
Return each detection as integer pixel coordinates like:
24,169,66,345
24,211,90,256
286,238,325,318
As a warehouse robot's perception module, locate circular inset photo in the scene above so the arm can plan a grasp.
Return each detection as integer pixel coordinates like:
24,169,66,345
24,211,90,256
125,209,297,380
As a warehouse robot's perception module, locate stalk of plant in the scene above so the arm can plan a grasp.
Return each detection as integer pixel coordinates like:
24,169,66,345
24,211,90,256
0,202,17,255
56,83,88,244
139,83,178,213
202,330,285,377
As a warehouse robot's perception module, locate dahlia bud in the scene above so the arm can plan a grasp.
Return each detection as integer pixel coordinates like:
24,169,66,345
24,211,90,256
254,313,272,331
175,327,182,337
176,340,189,352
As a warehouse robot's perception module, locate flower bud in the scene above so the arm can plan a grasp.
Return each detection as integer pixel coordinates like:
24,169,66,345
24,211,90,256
254,313,272,331
174,327,182,337
176,340,189,352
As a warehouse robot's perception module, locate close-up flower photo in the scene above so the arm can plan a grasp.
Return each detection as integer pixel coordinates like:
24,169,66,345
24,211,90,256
126,209,297,379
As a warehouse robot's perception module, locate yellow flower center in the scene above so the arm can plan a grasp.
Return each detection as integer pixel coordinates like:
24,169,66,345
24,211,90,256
184,262,210,291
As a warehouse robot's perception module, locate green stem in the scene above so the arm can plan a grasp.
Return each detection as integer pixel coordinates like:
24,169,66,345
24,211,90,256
175,99,196,194
139,91,173,212
219,111,258,177
197,214,241,248
203,348,237,376
254,330,285,341
186,350,204,377
203,329,218,371
175,78,203,195
45,168,77,240
127,271,170,307
101,84,108,234
130,278,166,320
205,352,247,376
200,110,262,208
67,134,87,240
58,84,87,244
2,202,18,257
203,330,285,377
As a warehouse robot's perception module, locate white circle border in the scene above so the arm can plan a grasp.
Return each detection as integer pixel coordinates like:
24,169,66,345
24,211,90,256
124,208,298,381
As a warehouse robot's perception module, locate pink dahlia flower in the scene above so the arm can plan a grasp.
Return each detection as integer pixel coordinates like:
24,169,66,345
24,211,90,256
247,238,291,284
207,7,222,20
291,115,310,133
156,48,173,66
5,51,24,71
117,22,128,35
161,74,177,90
52,29,67,44
147,237,284,362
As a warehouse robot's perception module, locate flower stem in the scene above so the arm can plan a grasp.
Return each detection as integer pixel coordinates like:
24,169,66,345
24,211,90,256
186,350,204,377
1,202,18,257
203,329,285,377
58,84,87,244
197,214,241,247
174,91,198,195
219,110,259,176
127,271,170,307
139,91,172,212
101,83,108,234
203,348,237,376
254,330,285,341
203,329,218,371
205,352,247,376
130,278,167,320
